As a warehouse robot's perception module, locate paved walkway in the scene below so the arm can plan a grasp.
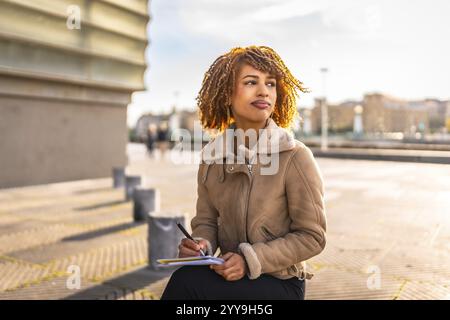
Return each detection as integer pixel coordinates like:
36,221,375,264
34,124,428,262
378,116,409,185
0,144,449,299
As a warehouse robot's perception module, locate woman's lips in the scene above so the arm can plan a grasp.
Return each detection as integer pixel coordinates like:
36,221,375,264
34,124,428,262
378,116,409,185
251,102,270,109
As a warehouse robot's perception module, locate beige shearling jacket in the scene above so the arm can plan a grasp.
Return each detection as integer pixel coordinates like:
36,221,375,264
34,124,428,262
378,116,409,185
191,118,327,280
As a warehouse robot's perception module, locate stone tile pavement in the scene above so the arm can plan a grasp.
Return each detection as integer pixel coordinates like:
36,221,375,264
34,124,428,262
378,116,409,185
0,144,449,299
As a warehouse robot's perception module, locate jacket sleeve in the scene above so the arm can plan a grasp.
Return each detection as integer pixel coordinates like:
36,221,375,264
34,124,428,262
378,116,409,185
190,164,219,256
238,146,327,279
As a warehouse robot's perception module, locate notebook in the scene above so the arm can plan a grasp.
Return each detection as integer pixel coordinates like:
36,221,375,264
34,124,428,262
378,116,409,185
157,255,225,267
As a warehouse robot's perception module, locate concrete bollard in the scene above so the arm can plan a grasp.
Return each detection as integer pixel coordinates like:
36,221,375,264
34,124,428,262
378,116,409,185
112,167,125,188
133,188,160,222
147,212,185,270
125,175,141,201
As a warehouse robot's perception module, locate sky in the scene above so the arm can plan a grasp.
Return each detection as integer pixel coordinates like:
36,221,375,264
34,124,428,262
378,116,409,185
127,0,450,127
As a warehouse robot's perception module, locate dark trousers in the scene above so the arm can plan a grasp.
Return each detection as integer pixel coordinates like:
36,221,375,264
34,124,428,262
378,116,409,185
160,265,305,300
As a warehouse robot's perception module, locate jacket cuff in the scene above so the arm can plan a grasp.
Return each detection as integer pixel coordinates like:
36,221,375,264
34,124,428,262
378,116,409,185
238,243,262,280
193,237,213,256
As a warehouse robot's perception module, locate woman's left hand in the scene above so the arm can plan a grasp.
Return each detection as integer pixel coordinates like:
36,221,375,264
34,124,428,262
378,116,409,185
210,252,248,281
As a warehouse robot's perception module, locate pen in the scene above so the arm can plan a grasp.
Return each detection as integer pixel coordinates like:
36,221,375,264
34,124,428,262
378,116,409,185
176,222,206,256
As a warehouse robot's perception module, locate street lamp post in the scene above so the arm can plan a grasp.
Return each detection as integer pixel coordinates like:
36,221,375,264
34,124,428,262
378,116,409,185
320,68,329,151
353,104,364,139
173,91,180,112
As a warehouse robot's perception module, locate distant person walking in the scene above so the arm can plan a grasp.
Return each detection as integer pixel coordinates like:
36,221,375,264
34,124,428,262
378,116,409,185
156,121,170,159
146,123,157,157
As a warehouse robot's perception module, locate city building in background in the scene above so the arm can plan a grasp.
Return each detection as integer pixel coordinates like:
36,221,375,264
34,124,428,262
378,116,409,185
310,98,360,134
0,0,149,188
135,91,449,145
308,93,449,138
135,109,199,143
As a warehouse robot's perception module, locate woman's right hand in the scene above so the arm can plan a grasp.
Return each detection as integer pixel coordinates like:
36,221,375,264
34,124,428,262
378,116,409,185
178,238,208,258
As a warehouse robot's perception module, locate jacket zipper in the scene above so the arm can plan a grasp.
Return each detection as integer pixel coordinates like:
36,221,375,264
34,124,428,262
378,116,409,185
246,163,304,281
247,164,253,176
243,163,253,242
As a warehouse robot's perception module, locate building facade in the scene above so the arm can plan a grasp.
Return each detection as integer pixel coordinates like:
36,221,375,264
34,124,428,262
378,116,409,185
310,98,359,134
0,0,149,188
309,93,444,136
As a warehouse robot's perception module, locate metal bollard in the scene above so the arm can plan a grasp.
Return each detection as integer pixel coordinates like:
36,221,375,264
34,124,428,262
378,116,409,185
112,167,125,188
133,188,160,222
147,212,185,270
125,176,141,201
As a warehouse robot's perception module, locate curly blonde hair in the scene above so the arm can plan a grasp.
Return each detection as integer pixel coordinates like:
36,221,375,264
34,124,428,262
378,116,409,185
196,45,309,132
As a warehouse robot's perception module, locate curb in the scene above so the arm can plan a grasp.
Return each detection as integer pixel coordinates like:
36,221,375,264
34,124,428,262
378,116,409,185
311,148,450,164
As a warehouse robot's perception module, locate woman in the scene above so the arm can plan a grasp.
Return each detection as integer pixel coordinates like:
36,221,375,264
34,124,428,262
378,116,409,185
161,46,327,300
146,123,157,157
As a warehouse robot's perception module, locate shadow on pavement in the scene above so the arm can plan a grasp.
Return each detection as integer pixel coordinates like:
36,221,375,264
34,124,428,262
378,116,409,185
63,266,175,300
74,187,114,195
62,221,145,241
74,200,126,211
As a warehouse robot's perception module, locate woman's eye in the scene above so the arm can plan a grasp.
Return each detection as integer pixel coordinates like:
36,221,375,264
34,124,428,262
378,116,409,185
244,81,276,86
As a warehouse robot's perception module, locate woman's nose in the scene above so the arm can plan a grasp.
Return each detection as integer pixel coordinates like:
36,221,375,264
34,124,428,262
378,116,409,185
257,84,269,97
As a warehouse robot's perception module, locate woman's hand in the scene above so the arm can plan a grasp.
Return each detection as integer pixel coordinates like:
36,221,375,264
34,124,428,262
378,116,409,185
210,252,248,281
178,238,209,258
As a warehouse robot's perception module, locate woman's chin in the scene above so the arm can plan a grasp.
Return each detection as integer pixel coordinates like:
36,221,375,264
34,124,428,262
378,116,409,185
253,114,271,124
240,117,269,126
245,110,271,122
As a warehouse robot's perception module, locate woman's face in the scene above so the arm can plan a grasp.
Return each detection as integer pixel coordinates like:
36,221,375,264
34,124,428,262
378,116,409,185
230,63,277,129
